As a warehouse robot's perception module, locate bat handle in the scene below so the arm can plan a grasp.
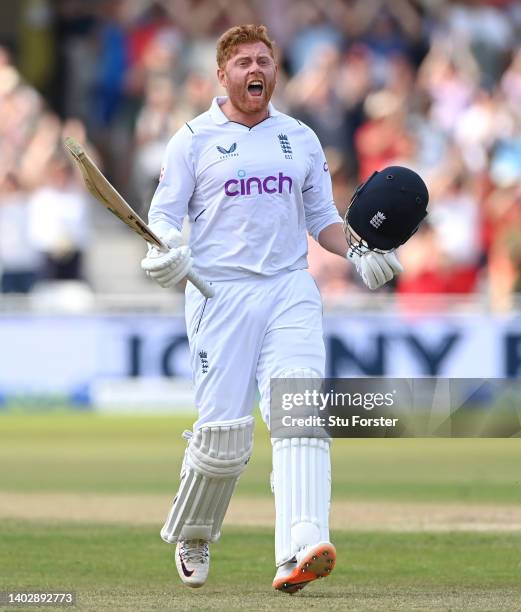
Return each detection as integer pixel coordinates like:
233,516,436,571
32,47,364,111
156,241,214,298
186,269,215,298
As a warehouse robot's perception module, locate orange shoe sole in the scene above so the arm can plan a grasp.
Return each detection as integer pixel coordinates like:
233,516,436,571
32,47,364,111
272,542,336,595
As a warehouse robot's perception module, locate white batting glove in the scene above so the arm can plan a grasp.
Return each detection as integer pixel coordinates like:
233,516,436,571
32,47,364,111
347,246,403,290
141,228,193,288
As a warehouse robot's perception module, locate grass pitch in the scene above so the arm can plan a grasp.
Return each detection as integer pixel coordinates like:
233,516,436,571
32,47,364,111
2,522,521,610
2,414,521,503
1,413,521,610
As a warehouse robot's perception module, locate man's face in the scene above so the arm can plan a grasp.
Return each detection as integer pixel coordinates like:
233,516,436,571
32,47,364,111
217,42,277,116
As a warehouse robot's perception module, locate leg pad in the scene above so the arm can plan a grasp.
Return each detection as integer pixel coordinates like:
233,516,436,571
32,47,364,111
161,415,254,543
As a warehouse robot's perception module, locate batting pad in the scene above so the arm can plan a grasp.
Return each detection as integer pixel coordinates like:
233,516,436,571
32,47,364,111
161,415,254,543
272,436,331,566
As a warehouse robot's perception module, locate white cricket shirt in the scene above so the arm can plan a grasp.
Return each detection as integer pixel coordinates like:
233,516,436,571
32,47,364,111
148,96,342,280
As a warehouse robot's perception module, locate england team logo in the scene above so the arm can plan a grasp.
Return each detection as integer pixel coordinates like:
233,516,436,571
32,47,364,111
370,211,386,229
278,134,293,159
199,350,209,374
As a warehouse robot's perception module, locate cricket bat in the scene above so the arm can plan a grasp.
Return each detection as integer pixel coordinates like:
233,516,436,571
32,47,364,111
63,137,214,298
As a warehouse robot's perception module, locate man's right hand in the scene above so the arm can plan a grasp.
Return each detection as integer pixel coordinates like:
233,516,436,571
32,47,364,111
141,228,193,288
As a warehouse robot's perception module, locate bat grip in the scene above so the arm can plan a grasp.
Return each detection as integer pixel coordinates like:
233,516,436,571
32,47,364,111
186,269,215,298
156,241,214,298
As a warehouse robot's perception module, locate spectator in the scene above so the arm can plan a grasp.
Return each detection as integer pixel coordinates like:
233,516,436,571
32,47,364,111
354,89,415,180
0,174,40,293
28,155,89,282
0,0,520,308
132,74,177,213
284,2,343,75
286,44,351,160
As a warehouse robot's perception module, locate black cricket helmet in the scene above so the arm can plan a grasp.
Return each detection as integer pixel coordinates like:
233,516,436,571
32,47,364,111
344,166,429,251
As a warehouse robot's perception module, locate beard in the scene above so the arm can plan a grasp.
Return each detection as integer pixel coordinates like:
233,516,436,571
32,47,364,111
227,75,276,115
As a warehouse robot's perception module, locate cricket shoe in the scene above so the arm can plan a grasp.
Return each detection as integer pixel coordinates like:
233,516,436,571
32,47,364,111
272,541,336,594
175,539,210,588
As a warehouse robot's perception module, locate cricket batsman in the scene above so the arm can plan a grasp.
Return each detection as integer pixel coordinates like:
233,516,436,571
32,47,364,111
141,24,428,594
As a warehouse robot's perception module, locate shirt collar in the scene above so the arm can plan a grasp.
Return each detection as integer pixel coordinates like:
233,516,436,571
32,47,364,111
209,96,280,125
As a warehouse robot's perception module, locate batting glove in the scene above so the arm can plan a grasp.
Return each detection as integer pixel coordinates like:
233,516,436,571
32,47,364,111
141,228,193,288
346,246,403,290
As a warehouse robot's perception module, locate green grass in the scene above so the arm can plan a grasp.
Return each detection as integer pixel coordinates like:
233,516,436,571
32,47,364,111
1,521,521,610
1,414,521,503
1,414,521,610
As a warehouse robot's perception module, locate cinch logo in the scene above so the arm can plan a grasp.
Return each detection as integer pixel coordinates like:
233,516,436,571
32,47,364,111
224,171,293,196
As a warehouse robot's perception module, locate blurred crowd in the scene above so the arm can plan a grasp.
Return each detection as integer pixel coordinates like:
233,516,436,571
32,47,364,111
0,0,520,310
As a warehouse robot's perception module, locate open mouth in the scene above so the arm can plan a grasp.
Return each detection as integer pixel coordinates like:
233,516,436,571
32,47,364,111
247,80,264,97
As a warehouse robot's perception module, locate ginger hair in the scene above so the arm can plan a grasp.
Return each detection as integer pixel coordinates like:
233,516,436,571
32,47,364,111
216,24,275,69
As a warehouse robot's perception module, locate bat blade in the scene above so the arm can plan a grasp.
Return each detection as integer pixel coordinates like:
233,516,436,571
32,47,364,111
63,137,165,251
63,137,214,298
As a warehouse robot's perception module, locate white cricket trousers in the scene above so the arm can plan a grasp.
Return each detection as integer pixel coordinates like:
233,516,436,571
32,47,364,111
185,269,325,429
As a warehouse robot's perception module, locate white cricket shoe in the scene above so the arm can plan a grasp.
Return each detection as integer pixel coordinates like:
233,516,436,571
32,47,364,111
272,541,336,594
175,539,210,588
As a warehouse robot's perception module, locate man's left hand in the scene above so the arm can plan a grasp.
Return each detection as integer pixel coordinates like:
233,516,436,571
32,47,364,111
347,247,403,290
